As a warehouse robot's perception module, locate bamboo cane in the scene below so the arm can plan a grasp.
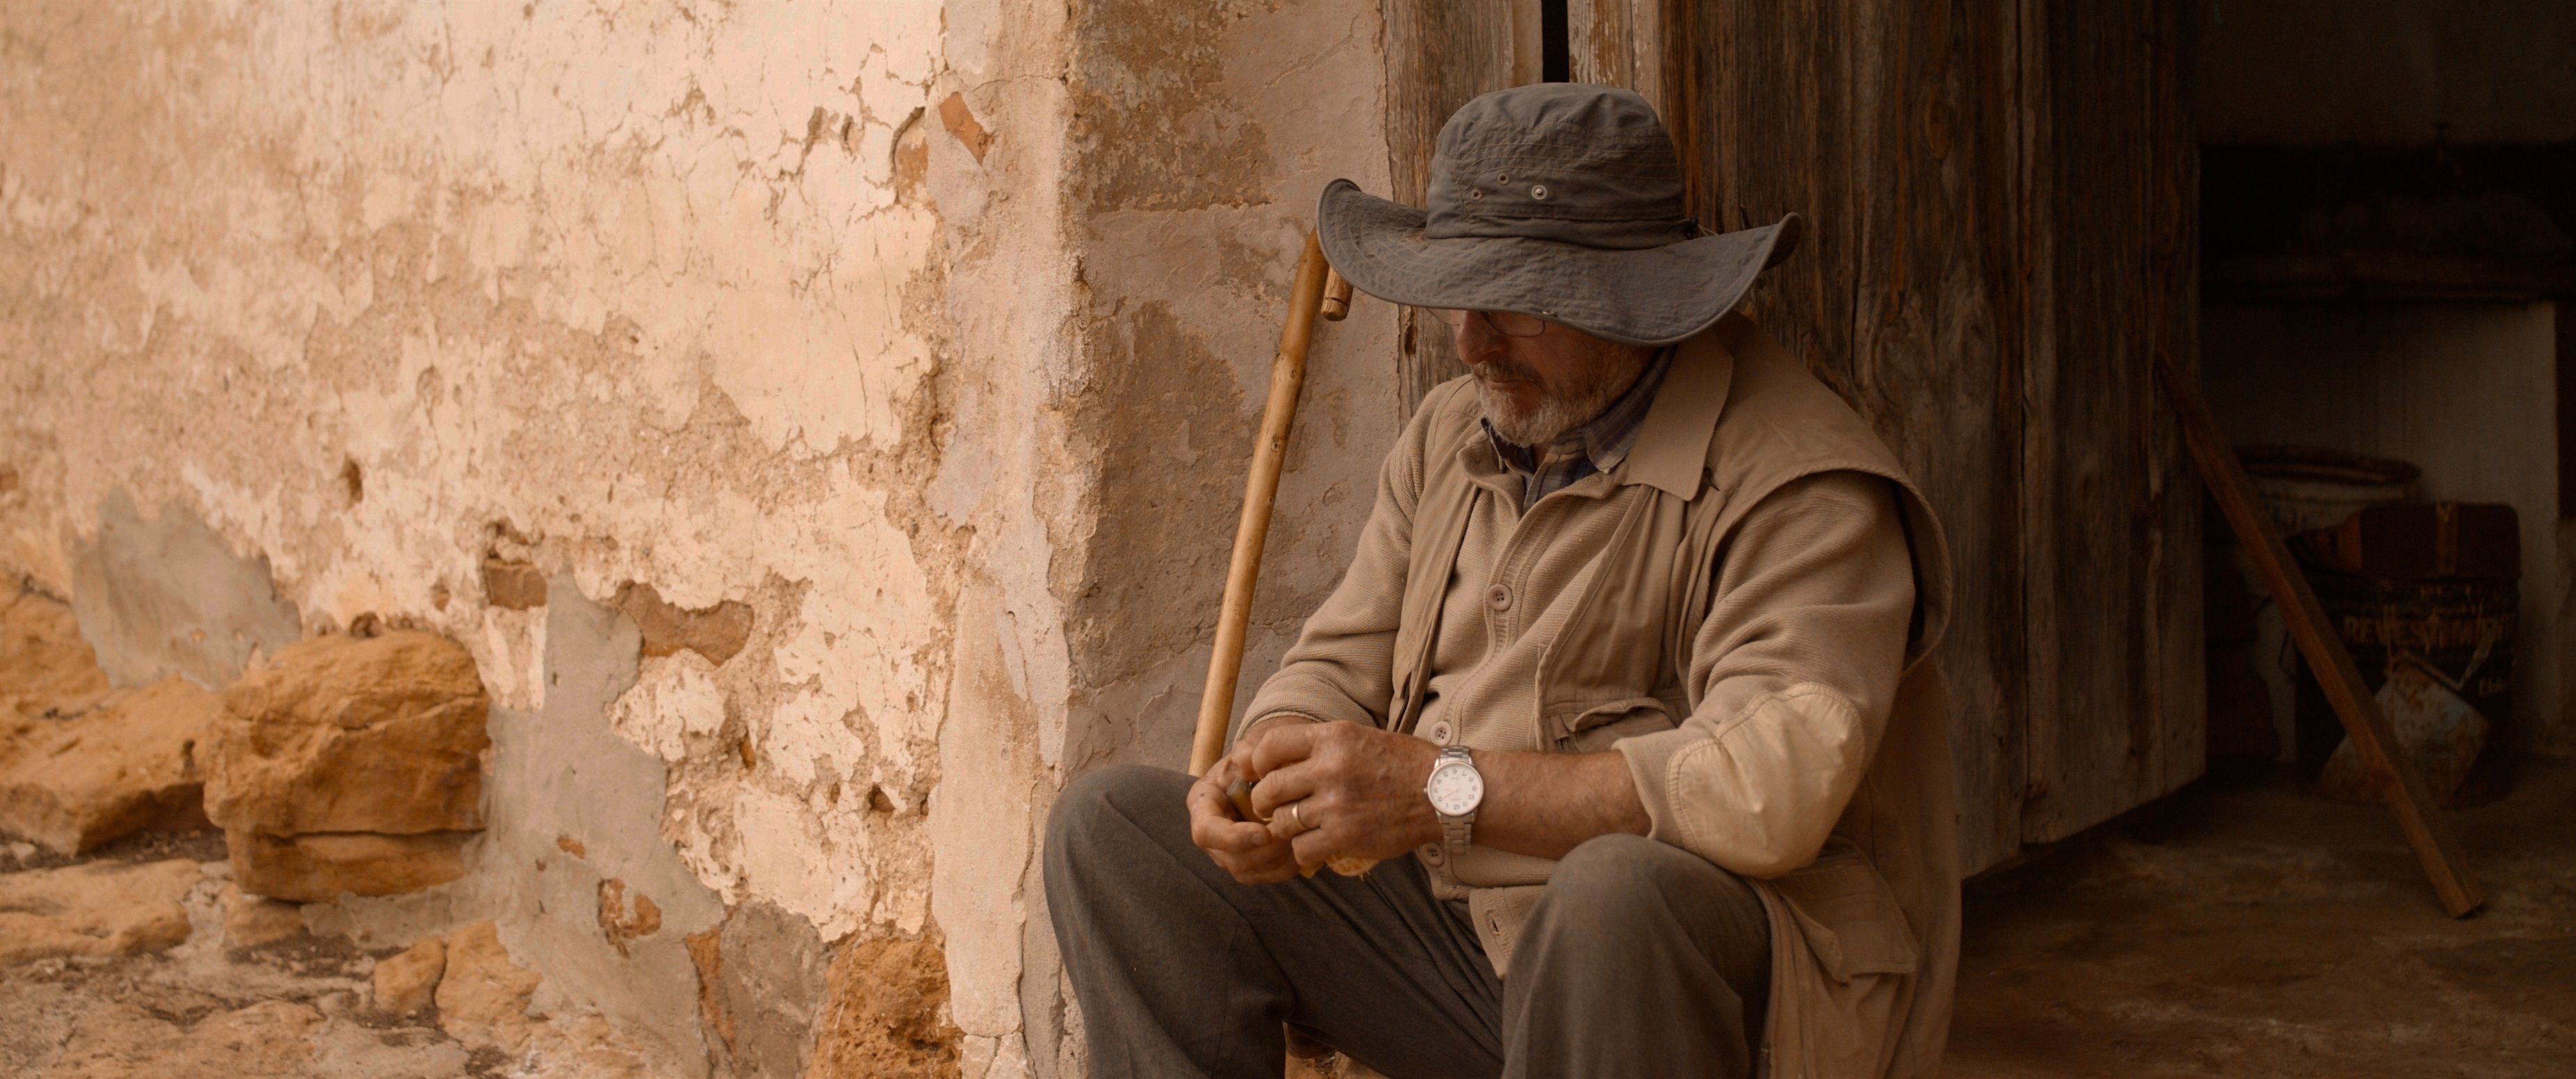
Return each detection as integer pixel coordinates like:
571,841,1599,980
1190,230,1335,777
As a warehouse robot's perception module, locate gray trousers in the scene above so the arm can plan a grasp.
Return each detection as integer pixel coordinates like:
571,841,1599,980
1043,764,1770,1079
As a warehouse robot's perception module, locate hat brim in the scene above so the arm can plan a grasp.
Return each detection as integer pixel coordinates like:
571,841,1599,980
1315,179,1801,349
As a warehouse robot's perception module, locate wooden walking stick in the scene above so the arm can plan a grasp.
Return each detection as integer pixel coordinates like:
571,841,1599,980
1191,233,1376,1076
1190,230,1337,777
1188,234,1376,884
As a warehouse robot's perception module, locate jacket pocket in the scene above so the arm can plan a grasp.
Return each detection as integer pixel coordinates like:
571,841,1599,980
1773,846,1919,980
1543,695,1680,753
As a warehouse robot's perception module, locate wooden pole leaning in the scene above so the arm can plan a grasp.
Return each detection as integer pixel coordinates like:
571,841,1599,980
2155,353,2485,917
1190,230,1336,778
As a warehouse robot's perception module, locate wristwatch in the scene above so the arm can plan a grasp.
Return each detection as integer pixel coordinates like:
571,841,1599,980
1423,746,1485,856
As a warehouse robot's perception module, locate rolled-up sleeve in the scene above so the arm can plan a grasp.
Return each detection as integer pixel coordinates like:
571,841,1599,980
1612,471,1917,878
1235,383,1461,740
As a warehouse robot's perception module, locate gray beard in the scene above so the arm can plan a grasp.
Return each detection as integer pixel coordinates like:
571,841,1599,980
1477,360,1642,447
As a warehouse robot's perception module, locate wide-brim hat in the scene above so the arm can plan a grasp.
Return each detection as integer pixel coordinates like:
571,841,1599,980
1318,84,1800,349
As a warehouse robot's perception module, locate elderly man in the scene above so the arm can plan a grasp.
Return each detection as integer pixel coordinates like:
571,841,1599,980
1045,84,1957,1079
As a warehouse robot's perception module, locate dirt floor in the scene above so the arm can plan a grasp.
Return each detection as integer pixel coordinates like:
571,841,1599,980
0,833,654,1078
1942,758,2576,1078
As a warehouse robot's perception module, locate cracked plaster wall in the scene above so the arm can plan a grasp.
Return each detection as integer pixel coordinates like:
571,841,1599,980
1,0,1393,1074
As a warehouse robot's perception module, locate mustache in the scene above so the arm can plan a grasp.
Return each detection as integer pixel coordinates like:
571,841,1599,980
1472,354,1544,384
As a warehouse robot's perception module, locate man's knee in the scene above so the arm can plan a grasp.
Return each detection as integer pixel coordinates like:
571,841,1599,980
1532,834,1762,943
1551,833,1713,899
1044,763,1190,872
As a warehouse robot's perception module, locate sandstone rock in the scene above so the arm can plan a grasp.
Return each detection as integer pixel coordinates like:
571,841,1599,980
0,588,111,720
482,557,549,611
0,858,198,965
614,582,753,665
202,631,490,904
42,999,322,1079
806,931,963,1079
219,883,305,947
0,677,217,854
228,828,470,902
374,934,447,1015
204,630,490,838
438,920,542,1050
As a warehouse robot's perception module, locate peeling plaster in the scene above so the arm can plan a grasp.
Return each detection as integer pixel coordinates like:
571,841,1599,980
0,0,959,952
1,0,1398,1073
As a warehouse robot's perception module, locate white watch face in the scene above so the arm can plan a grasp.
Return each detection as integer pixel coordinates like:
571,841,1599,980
1427,760,1484,817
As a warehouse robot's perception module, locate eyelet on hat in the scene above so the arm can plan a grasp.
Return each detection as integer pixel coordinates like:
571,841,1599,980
1497,173,1510,184
1469,189,1484,200
1530,184,1550,200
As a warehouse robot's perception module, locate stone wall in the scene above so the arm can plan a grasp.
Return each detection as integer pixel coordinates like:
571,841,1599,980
0,0,1397,1074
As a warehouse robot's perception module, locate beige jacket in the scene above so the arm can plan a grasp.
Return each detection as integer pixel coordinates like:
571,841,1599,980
1240,317,1958,1078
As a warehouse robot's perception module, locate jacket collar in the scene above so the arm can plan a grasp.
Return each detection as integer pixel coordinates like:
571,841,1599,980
1614,320,1737,498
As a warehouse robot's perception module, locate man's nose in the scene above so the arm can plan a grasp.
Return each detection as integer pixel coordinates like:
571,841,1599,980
1454,313,1502,366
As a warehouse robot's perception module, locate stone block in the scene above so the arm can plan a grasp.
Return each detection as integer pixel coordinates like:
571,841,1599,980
0,676,217,854
805,931,962,1079
0,858,198,965
219,883,306,947
438,921,542,1050
372,934,446,1015
204,631,491,837
228,828,470,903
0,587,111,720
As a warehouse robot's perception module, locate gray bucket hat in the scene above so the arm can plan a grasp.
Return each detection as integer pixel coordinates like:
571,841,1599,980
1318,84,1801,348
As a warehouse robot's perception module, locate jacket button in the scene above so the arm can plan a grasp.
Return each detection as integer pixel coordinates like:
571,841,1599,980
1427,719,1454,744
1420,843,1445,866
1486,584,1511,611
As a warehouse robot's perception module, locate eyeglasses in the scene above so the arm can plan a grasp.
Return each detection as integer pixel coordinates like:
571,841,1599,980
1431,308,1550,338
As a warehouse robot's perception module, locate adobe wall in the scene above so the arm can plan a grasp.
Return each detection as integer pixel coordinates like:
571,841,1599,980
0,0,1396,1074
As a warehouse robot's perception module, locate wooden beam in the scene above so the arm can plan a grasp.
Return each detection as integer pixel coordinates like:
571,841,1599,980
2154,352,2485,918
2205,251,2576,304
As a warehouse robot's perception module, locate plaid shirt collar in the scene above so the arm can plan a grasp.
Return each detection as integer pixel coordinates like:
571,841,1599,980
1482,345,1675,509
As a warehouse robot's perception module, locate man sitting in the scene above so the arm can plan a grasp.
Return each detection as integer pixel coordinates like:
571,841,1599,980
1045,84,1959,1079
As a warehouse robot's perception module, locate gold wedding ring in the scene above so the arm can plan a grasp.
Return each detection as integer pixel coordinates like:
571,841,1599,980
1290,803,1310,834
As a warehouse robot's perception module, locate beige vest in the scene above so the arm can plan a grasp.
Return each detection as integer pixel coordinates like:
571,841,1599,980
1389,317,1959,1078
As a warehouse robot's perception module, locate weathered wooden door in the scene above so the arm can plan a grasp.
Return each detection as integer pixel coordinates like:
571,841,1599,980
1381,0,2200,872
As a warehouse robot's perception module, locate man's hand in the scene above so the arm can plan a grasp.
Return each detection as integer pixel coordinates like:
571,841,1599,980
1245,720,1442,875
1187,731,1305,885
